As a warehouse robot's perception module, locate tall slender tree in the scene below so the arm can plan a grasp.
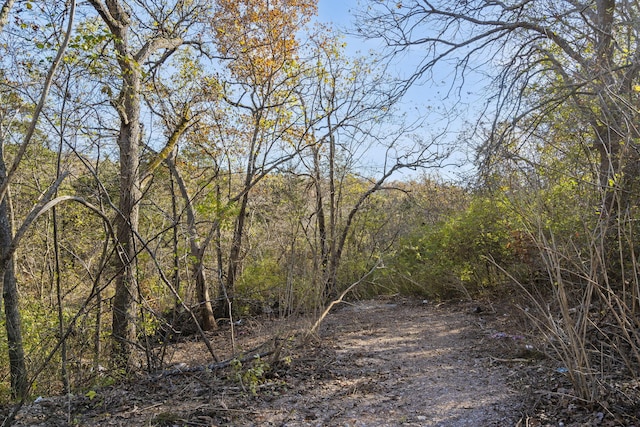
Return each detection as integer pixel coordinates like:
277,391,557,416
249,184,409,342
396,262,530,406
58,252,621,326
86,0,209,369
297,34,445,301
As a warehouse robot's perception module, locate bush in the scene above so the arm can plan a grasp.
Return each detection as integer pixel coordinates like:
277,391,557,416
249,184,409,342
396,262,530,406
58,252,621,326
383,195,535,299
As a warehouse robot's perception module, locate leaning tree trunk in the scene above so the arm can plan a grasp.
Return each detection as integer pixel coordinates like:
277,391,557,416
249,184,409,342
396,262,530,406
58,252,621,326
165,155,217,331
192,250,217,330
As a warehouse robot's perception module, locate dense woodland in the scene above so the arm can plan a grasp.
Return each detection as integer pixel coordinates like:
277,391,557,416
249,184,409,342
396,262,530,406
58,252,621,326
0,0,639,421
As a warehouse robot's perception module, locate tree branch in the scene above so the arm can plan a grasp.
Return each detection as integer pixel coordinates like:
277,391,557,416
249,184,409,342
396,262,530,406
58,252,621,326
0,0,76,204
135,37,184,64
0,0,15,33
306,259,382,339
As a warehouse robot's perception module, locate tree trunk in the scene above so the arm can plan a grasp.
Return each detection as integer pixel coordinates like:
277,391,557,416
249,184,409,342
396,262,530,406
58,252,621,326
89,0,184,369
165,155,217,331
110,34,143,367
111,103,141,368
0,0,72,395
0,118,26,398
1,236,26,400
325,130,337,301
193,252,216,330
217,110,261,318
312,145,335,302
219,192,249,319
85,0,143,370
2,256,26,399
0,151,26,398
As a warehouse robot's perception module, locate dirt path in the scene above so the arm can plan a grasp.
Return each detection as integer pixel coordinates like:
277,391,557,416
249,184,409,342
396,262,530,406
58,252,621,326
254,300,525,426
7,300,530,426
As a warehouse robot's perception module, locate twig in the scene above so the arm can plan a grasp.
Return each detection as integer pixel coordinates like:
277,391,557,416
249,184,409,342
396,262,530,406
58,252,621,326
534,389,591,403
127,402,164,414
193,405,259,414
306,260,381,339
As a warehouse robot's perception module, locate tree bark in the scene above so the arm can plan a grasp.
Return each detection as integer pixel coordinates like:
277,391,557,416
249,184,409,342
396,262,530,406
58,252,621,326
311,146,329,294
0,78,26,400
0,0,15,33
165,155,217,331
193,249,217,330
219,191,249,319
86,0,142,370
0,194,26,399
216,107,263,318
0,0,73,396
111,94,141,368
111,25,143,367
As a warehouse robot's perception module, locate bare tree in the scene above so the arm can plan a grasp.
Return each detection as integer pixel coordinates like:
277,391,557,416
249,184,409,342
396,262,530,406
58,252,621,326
297,34,447,302
210,0,317,318
357,1,640,210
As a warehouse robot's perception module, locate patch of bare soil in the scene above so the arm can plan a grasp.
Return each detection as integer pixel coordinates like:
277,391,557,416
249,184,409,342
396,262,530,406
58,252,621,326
4,298,624,426
260,300,525,426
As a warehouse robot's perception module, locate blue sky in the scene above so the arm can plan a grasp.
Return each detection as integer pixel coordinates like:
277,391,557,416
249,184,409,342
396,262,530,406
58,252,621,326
317,0,356,27
315,0,386,54
314,0,475,118
313,0,480,180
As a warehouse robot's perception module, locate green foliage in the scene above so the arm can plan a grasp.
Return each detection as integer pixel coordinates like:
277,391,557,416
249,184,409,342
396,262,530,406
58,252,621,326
0,300,74,400
236,256,286,315
229,355,271,395
386,195,532,299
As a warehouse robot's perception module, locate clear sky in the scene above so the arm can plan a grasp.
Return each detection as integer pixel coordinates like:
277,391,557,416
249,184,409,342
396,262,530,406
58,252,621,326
317,0,356,27
315,0,386,54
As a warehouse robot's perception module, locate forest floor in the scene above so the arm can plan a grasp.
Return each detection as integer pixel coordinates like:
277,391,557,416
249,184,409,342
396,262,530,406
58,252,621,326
3,297,636,426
